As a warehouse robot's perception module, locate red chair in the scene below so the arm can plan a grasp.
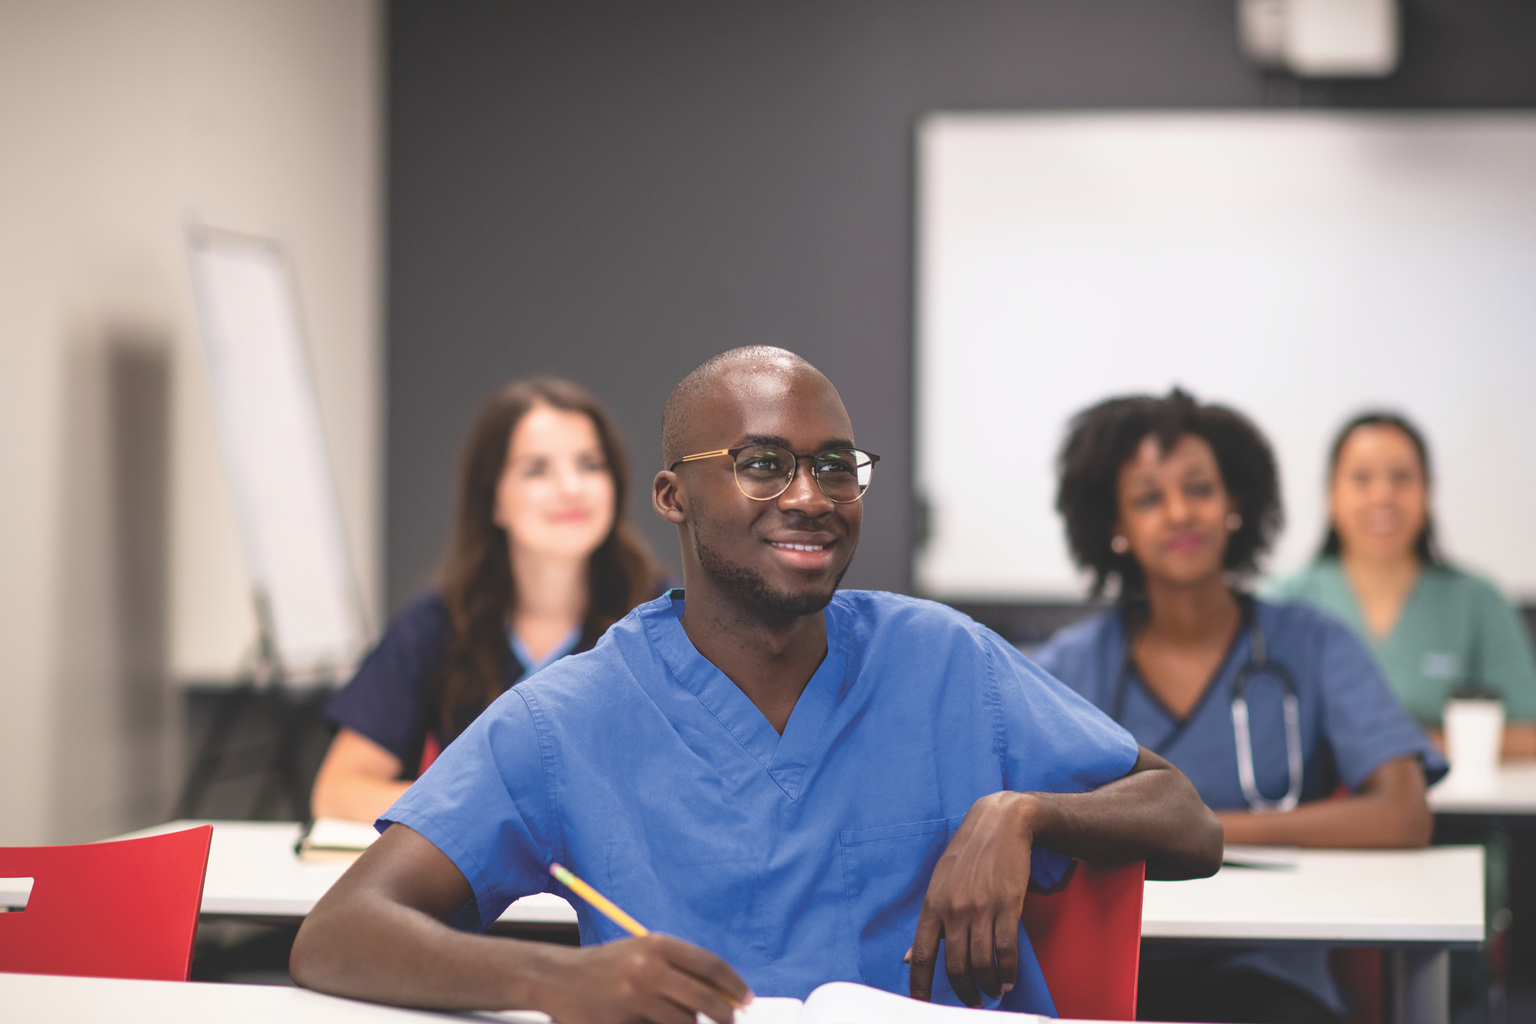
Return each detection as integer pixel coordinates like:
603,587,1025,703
1022,859,1145,1020
0,824,213,981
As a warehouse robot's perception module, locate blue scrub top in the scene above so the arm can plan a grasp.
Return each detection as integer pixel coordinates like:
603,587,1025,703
1034,597,1446,1014
382,590,1139,1014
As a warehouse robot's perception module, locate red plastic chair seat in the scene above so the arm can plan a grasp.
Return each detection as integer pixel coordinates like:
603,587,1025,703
0,825,212,981
1022,858,1145,1020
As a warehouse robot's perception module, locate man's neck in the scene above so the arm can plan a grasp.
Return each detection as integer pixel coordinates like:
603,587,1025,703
678,579,829,736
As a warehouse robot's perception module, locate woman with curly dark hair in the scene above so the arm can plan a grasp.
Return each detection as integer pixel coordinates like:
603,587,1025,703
312,379,660,823
1033,389,1444,1024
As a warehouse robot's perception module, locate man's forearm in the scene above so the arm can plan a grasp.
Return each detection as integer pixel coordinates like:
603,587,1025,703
1019,749,1222,880
291,887,560,1010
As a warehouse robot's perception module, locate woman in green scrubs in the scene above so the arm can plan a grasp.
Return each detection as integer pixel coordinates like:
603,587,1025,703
1271,412,1536,757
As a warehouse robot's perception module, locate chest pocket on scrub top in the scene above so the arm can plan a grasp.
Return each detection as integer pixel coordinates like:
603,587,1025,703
839,815,968,996
601,840,761,946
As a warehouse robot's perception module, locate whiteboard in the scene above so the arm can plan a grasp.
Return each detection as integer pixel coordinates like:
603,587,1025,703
188,229,368,680
917,113,1536,601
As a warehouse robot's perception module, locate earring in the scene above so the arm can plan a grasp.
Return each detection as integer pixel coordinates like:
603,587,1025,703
1110,535,1129,554
1226,512,1243,531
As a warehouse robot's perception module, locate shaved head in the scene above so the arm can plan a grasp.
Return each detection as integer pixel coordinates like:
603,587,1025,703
653,345,862,625
661,347,833,468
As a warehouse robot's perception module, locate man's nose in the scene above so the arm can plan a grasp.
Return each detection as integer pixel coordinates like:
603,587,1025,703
777,457,833,513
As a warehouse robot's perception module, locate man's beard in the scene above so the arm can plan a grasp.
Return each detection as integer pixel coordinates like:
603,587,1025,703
694,530,847,620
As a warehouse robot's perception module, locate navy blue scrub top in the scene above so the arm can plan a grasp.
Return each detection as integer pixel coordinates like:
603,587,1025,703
382,590,1139,1014
325,592,536,778
1034,597,1446,1015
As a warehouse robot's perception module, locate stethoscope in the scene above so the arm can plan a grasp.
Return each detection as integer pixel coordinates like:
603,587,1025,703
1111,599,1305,813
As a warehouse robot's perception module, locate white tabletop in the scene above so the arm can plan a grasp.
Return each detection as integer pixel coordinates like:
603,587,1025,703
0,820,575,926
0,971,1144,1024
1142,846,1484,946
1427,762,1536,815
0,822,1484,950
0,972,547,1023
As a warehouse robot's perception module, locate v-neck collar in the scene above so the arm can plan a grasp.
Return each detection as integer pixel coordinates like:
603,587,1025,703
1118,610,1249,749
641,591,849,800
1327,558,1425,653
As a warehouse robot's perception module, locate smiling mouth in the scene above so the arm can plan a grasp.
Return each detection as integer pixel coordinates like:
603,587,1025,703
771,541,827,552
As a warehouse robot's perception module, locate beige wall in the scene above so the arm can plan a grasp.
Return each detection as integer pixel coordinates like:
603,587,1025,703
0,0,381,844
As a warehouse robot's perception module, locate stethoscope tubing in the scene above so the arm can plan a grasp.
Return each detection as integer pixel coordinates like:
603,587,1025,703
1113,599,1305,813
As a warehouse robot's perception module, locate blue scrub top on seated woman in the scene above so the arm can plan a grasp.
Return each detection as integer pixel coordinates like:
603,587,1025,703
1034,597,1447,1016
380,590,1139,1015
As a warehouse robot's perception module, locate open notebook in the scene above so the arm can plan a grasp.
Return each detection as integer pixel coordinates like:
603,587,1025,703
295,817,379,862
480,982,1044,1024
730,982,1043,1024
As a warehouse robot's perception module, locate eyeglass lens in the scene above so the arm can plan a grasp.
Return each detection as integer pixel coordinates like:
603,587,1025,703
732,445,874,502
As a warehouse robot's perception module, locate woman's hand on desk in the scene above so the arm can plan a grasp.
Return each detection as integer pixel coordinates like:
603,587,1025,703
1216,754,1432,848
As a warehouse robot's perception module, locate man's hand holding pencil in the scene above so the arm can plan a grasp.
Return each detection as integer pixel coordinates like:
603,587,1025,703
545,863,753,1024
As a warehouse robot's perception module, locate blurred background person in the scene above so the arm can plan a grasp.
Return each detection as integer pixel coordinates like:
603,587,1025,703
311,379,660,823
1034,389,1444,1024
1270,412,1536,758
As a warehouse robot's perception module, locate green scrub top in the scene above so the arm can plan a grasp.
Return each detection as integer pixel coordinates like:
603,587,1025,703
1268,559,1536,724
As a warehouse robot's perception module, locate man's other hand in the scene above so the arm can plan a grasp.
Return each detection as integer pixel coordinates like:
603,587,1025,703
907,791,1036,1007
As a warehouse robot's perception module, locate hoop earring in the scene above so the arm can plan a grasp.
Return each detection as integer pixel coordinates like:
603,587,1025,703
1110,535,1129,554
1226,512,1243,531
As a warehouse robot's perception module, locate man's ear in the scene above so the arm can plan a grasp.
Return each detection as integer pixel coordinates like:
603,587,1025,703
653,470,687,524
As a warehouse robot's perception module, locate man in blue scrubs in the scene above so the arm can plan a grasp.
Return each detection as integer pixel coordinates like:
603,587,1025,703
292,348,1222,1023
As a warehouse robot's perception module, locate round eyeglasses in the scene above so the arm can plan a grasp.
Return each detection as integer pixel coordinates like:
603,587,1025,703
669,444,879,503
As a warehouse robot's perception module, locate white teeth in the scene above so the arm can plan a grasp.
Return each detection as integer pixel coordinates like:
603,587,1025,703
772,542,825,552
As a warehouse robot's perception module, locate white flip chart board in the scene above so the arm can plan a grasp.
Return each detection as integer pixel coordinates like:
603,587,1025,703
917,112,1536,601
189,229,368,680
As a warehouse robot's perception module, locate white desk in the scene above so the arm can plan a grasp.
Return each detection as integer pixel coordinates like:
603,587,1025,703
1144,847,1483,1024
1143,846,1483,945
0,820,576,928
0,971,548,1023
0,972,1148,1024
0,826,1482,1024
1428,762,1536,815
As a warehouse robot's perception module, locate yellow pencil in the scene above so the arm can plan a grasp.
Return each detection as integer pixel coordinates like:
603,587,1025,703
548,862,650,937
548,862,744,1010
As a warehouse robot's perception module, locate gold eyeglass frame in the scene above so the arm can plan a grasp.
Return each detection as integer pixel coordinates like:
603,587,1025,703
669,445,880,503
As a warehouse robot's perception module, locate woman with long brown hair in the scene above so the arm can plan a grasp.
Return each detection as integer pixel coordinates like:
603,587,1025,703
312,379,659,823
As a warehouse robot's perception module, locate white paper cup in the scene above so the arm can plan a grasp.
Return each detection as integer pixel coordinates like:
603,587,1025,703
1443,698,1504,788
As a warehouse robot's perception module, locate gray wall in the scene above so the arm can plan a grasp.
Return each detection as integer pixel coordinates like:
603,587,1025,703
385,0,1536,612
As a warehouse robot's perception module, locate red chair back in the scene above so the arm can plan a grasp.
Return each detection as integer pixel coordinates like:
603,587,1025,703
0,825,213,981
418,733,442,777
1021,858,1144,1020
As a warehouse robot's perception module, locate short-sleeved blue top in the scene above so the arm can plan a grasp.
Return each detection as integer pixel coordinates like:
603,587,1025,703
1033,598,1446,1014
381,590,1139,1014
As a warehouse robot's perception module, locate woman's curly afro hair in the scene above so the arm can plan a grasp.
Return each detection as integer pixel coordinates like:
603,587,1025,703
1055,388,1283,602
